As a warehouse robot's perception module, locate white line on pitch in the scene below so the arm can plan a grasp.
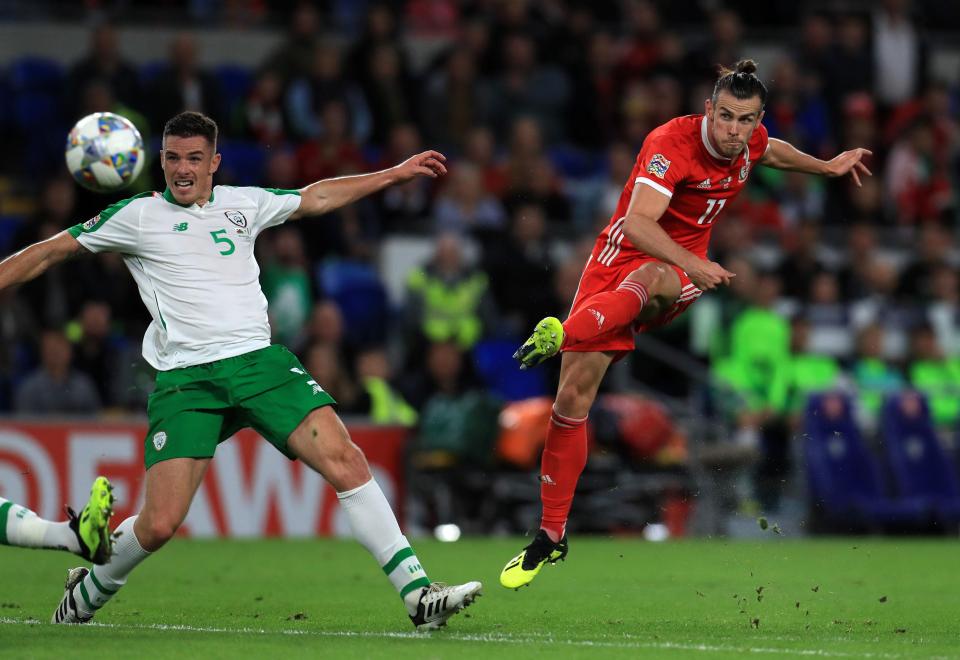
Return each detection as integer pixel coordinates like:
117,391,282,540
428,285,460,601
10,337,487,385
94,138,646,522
0,618,903,658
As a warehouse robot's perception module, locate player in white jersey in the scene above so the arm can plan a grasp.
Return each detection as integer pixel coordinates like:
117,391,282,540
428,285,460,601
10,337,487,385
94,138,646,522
0,112,480,630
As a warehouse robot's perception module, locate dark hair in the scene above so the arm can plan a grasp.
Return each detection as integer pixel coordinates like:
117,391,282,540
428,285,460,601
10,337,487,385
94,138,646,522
163,111,218,147
712,59,768,107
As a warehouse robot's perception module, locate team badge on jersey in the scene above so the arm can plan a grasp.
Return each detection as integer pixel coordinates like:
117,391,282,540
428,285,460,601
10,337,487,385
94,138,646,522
152,431,167,451
224,210,247,228
646,154,671,179
720,176,732,189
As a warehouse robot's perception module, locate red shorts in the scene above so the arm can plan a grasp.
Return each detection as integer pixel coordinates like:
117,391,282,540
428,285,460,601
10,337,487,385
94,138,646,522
563,250,704,358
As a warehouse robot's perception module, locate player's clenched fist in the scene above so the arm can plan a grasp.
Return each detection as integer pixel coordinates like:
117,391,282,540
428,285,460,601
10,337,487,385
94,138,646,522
686,258,736,291
393,150,448,181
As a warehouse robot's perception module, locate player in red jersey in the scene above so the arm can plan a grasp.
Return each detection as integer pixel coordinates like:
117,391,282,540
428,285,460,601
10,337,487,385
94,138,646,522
500,60,873,589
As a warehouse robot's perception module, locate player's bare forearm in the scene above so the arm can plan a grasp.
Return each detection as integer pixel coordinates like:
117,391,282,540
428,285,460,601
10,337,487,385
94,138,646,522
761,138,872,186
297,169,399,218
0,231,84,292
291,150,447,219
759,138,828,175
622,214,699,273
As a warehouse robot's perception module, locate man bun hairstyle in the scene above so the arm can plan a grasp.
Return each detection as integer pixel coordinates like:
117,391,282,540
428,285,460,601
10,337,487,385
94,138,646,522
712,59,768,107
163,111,218,147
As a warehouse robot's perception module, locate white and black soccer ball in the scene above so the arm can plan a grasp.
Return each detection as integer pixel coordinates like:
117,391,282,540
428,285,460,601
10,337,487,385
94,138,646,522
65,112,145,193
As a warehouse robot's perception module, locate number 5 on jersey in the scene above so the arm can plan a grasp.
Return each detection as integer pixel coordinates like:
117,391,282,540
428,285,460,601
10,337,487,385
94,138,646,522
697,198,726,225
210,229,235,255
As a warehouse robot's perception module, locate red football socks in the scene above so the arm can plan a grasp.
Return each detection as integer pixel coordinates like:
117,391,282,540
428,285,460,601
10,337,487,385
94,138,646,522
562,280,649,348
539,408,589,542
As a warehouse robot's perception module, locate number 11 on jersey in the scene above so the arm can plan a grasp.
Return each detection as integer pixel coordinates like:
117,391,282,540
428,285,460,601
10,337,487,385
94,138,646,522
697,198,726,225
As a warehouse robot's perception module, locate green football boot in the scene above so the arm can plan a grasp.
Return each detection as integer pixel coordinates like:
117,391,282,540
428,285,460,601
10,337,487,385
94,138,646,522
66,476,115,565
513,317,564,370
500,530,569,589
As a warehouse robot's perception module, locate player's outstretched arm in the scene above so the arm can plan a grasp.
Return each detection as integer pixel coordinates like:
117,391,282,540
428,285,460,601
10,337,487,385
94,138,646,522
622,184,735,292
0,231,86,293
760,138,873,187
289,150,447,220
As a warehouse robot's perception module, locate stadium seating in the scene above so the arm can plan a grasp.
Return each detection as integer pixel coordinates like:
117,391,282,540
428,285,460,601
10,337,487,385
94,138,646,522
880,392,960,528
214,140,266,186
472,337,547,401
213,65,253,122
317,259,389,346
802,392,933,530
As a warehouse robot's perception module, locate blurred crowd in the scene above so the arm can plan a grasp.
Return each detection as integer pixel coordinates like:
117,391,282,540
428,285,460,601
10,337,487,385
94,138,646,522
0,0,958,472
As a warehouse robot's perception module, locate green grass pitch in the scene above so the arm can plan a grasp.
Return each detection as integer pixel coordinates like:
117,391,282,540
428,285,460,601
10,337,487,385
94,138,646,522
1,537,957,658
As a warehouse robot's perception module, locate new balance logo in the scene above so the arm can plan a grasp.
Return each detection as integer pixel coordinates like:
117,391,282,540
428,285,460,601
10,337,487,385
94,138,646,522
697,178,711,189
290,367,305,375
540,474,556,485
173,222,189,232
588,308,605,329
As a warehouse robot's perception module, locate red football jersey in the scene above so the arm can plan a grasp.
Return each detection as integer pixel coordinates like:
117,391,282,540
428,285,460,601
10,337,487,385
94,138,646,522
596,114,769,266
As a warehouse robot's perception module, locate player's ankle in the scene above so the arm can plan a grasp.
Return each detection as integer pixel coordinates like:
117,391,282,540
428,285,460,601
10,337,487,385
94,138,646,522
540,526,563,543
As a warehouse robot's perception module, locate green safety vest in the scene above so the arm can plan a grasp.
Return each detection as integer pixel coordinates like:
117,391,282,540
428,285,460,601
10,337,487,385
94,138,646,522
787,353,840,413
910,358,960,427
852,358,904,418
363,377,418,427
407,268,487,348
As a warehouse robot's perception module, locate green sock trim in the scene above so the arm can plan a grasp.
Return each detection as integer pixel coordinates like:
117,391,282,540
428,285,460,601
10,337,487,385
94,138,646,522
78,580,97,611
0,502,11,545
400,576,431,600
382,547,415,576
89,569,116,596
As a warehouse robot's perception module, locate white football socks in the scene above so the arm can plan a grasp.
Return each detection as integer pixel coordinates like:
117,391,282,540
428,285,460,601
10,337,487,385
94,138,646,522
73,516,151,618
0,498,79,553
337,479,430,615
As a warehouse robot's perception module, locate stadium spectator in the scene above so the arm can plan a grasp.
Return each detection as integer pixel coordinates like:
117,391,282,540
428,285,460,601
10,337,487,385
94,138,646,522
403,232,494,353
69,300,129,408
433,162,507,235
261,227,314,347
360,42,417,146
303,340,364,415
286,41,371,143
884,117,953,224
375,124,436,230
483,202,558,335
851,323,906,422
907,323,960,428
777,221,828,300
502,155,570,225
927,265,960,356
421,48,491,153
294,99,366,183
353,346,418,426
145,34,223,135
263,2,324,85
825,13,874,118
461,126,508,196
566,30,620,149
486,32,569,142
872,0,927,109
234,70,289,145
14,329,100,415
65,23,141,118
898,223,954,301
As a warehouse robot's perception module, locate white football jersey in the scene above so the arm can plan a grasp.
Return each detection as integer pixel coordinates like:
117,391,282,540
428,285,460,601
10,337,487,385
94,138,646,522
69,186,302,370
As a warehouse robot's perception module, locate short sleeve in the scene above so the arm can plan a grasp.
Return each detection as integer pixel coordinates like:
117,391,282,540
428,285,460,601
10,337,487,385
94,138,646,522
68,192,149,253
244,187,302,235
634,136,688,199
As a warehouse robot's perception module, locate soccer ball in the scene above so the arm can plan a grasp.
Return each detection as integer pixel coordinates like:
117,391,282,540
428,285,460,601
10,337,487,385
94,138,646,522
65,112,145,193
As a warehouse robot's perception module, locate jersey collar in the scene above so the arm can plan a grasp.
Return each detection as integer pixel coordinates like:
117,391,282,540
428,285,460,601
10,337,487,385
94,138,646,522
162,187,216,208
700,116,731,161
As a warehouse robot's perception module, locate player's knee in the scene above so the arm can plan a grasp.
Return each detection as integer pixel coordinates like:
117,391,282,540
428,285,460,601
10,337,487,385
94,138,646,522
628,262,668,291
555,381,595,418
137,513,182,551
